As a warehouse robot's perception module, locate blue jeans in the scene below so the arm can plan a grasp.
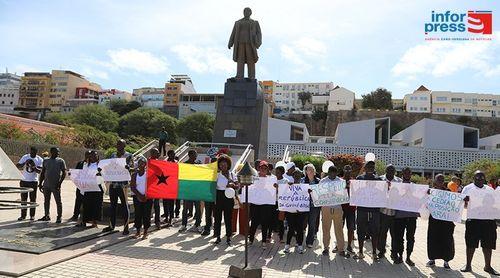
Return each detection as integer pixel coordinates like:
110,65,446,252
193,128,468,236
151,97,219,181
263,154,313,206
306,206,321,245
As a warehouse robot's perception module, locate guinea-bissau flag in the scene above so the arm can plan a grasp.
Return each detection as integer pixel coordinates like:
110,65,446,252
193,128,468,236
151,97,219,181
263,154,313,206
146,159,218,201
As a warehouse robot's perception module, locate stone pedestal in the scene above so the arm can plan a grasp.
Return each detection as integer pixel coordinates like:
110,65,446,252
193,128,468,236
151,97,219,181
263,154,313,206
213,79,268,159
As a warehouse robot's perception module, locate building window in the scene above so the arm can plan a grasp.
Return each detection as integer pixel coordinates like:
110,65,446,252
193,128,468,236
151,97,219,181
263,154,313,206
436,107,445,112
290,126,304,141
420,96,427,100
496,144,500,149
451,108,461,113
451,98,462,102
414,138,422,146
436,96,447,101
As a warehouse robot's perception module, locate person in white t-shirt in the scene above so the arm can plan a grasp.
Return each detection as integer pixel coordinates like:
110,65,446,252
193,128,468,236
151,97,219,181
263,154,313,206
16,147,43,221
460,170,499,276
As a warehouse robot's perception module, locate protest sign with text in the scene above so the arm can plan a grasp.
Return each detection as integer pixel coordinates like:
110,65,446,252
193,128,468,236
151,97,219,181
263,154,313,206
278,183,310,212
99,158,131,182
240,176,277,205
427,189,464,223
69,168,101,193
466,188,500,220
349,180,388,208
310,178,349,207
387,182,428,213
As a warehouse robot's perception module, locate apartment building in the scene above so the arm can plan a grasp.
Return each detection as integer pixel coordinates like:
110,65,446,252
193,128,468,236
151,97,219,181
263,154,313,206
178,93,220,119
404,85,500,118
50,70,101,112
272,81,335,113
139,90,165,109
17,72,52,113
311,86,355,111
99,89,133,104
132,87,164,100
0,72,21,112
164,75,196,116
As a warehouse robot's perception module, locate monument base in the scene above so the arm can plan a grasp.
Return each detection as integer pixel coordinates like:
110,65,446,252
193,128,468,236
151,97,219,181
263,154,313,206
213,79,268,159
228,265,262,278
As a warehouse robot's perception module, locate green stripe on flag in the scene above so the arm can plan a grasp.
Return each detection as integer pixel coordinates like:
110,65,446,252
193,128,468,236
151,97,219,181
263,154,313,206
178,180,216,201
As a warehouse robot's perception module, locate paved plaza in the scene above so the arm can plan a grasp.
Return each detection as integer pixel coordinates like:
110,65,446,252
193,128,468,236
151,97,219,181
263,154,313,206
1,182,498,278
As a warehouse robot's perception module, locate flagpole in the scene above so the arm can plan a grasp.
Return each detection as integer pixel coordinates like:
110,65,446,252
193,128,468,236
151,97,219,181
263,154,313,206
244,182,249,269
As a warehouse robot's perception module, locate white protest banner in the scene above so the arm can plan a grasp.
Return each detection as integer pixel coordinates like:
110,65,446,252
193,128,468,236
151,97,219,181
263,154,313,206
427,189,464,223
349,180,388,208
387,182,429,213
278,184,310,212
310,178,349,207
240,176,277,205
69,168,101,193
98,158,131,182
467,189,500,220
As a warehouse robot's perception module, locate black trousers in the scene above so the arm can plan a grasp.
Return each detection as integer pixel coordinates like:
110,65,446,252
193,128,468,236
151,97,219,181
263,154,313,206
133,196,152,231
163,199,175,222
43,186,62,217
153,199,161,225
20,181,37,218
286,212,306,246
393,217,417,257
378,213,395,255
204,201,215,233
182,200,201,226
249,204,275,243
159,139,167,156
109,186,129,229
175,199,181,217
214,191,233,238
72,188,84,218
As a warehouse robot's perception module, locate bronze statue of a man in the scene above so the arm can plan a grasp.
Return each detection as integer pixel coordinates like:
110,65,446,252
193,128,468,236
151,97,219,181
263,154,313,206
228,7,262,80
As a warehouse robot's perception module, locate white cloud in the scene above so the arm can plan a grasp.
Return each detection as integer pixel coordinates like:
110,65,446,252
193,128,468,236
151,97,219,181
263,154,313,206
81,67,109,80
171,44,233,75
392,32,500,79
106,49,169,74
280,37,328,73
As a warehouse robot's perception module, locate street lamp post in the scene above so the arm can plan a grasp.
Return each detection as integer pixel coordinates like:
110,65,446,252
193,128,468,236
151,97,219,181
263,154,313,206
229,161,262,278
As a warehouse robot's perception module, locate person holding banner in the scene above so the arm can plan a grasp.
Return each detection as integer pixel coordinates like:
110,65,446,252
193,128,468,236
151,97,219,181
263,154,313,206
283,169,308,254
426,174,455,269
180,150,203,232
80,151,103,228
392,167,418,266
103,139,131,235
460,171,499,276
213,155,238,245
163,149,178,227
320,165,349,258
69,150,91,222
273,166,289,243
130,156,153,240
353,161,382,260
341,165,356,255
378,164,402,260
303,163,320,248
249,161,275,249
149,148,163,230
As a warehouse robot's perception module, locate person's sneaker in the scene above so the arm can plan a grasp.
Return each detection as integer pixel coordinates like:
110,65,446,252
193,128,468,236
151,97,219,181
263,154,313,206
353,252,365,260
306,244,313,248
483,267,500,275
406,258,415,267
38,216,50,221
226,238,232,246
197,226,204,233
373,252,380,261
201,230,210,236
122,229,130,236
443,261,450,269
55,217,62,224
179,225,187,232
69,215,79,222
377,252,385,259
460,265,471,272
297,245,305,254
29,216,35,221
103,226,114,233
394,257,403,264
322,248,329,256
332,246,338,253
17,217,25,221
284,245,290,253
339,251,350,258
426,260,435,267
214,237,221,245
346,246,354,254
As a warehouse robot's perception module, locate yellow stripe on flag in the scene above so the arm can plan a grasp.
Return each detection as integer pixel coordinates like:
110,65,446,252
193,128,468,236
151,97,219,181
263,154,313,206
178,162,218,181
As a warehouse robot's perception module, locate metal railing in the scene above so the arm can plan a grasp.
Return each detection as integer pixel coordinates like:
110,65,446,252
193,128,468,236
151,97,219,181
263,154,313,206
132,139,160,159
231,144,253,173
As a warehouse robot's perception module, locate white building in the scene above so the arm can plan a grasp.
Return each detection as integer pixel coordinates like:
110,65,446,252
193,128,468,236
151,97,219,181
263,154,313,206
0,72,21,112
479,134,500,150
133,87,164,100
267,118,310,144
334,118,390,146
311,86,355,111
139,91,165,109
273,81,335,113
404,85,500,117
178,93,219,119
99,89,133,104
391,118,479,150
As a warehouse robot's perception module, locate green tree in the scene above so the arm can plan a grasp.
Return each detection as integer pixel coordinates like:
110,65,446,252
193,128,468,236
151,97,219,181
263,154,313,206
44,113,71,126
0,122,28,140
71,124,119,150
119,107,177,142
298,92,312,108
361,88,393,110
311,109,327,121
375,160,387,176
70,105,119,132
177,113,215,142
462,158,500,184
291,154,326,174
108,99,142,116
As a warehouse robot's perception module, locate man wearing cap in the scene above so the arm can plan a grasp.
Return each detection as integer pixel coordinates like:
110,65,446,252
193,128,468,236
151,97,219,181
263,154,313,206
354,160,383,260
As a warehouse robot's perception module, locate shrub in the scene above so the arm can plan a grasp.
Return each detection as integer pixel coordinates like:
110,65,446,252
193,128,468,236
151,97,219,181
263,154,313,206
291,154,326,174
327,154,364,176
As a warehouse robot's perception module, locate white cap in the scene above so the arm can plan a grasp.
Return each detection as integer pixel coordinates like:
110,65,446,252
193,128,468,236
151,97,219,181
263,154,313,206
285,162,295,171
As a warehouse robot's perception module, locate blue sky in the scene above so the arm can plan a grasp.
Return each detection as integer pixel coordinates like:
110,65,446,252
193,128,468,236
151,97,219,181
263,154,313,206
0,0,499,98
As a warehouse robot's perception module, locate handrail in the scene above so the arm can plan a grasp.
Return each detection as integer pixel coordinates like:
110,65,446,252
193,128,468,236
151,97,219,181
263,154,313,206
282,145,290,162
231,144,253,173
132,139,159,158
175,141,190,156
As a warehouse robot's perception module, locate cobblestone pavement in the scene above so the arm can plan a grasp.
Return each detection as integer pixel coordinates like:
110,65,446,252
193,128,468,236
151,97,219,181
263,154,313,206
21,217,499,278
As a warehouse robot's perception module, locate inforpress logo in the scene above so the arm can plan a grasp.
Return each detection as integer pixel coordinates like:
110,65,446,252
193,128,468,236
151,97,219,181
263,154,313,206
424,10,493,40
